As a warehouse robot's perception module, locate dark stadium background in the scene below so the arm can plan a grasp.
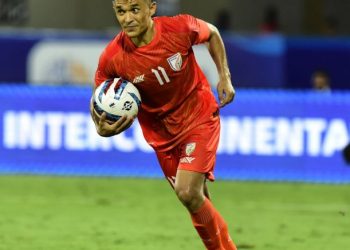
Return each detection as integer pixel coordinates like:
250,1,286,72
0,1,349,250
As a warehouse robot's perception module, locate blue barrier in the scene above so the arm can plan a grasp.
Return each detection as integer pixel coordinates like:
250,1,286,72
223,34,285,88
1,84,350,183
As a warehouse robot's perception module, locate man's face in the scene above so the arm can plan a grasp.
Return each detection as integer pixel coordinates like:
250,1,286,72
113,0,156,38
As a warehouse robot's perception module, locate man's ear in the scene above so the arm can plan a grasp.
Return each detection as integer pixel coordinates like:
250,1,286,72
150,1,157,16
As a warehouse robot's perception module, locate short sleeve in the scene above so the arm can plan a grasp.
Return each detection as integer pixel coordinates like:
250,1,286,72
94,50,111,87
177,14,211,45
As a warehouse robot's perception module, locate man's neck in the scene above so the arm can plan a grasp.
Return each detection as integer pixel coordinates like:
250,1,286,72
131,20,155,47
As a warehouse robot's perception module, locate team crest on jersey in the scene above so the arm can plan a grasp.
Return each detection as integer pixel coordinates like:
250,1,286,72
167,53,182,71
185,142,196,156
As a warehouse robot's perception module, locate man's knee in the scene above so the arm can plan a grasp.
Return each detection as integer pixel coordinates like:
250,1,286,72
175,186,204,210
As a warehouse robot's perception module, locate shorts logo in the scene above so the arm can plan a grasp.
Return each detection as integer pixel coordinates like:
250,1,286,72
167,53,182,71
180,142,196,164
180,157,195,164
185,142,196,156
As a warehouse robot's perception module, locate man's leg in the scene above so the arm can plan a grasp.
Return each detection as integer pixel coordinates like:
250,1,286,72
202,181,234,249
175,169,236,250
203,181,211,200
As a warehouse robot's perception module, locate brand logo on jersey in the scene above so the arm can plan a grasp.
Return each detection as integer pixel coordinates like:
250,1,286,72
185,142,196,156
167,53,182,71
133,74,145,84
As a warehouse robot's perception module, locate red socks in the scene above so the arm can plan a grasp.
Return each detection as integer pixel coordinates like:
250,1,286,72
190,198,237,250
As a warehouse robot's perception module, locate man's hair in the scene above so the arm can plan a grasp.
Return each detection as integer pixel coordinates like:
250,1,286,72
113,0,155,5
112,0,153,3
145,0,156,5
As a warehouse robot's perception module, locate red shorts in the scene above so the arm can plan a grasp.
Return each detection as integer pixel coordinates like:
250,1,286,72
155,117,220,187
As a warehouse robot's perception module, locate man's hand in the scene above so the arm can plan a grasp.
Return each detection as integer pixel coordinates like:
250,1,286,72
90,97,134,137
217,77,235,107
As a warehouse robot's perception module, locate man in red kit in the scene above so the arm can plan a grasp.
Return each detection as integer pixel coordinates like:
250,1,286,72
90,0,236,249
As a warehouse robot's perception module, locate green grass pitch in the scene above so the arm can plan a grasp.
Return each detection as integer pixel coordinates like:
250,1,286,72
0,175,349,250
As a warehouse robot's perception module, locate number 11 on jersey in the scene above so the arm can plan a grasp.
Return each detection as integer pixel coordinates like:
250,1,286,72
152,66,170,85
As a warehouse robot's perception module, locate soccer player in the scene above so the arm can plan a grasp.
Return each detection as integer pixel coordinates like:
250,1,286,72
90,0,237,249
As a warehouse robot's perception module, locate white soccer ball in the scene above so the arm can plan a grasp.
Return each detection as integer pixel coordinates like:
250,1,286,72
93,78,141,122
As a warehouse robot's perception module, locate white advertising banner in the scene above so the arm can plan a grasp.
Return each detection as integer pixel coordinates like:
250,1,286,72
27,40,218,86
27,40,108,85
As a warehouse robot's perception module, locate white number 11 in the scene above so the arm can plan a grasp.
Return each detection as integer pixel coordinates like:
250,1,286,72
151,66,170,85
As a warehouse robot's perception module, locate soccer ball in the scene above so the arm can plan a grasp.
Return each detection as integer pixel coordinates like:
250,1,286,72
93,78,141,122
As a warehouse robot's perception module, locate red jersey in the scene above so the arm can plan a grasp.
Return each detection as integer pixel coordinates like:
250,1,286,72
95,15,219,152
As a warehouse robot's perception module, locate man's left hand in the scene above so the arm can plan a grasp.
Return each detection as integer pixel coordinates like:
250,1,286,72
217,78,235,107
